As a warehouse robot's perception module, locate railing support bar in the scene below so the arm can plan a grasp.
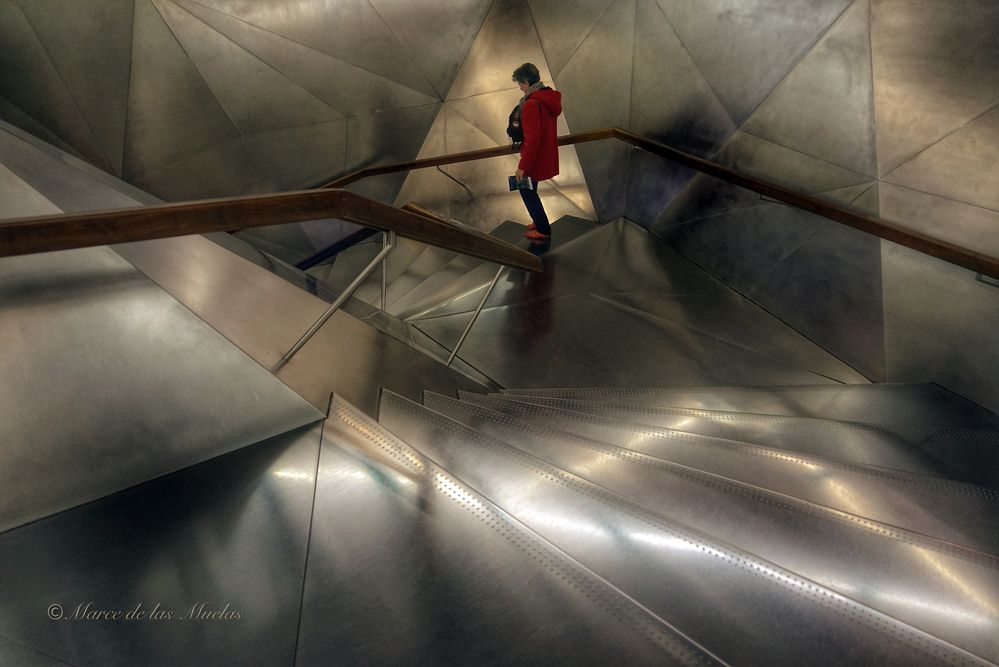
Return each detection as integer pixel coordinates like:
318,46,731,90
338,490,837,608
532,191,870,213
280,233,395,366
446,264,505,367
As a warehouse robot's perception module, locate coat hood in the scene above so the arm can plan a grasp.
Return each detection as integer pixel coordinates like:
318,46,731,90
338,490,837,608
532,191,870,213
529,88,562,117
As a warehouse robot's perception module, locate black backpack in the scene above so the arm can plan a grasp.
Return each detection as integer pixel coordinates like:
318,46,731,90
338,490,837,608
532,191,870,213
507,87,551,146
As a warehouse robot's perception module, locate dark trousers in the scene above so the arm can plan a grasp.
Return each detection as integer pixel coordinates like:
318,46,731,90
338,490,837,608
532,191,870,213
519,187,551,235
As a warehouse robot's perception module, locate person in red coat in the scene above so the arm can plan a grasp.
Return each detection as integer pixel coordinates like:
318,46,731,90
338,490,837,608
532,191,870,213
512,63,562,241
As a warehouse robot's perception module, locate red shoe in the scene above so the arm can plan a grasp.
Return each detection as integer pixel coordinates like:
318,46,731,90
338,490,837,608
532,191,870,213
524,229,550,240
526,223,537,231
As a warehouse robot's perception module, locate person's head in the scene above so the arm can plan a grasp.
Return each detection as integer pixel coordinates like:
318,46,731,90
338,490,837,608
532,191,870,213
512,63,541,92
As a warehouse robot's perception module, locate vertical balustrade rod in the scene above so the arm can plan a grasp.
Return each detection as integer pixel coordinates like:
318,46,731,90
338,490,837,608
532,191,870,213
446,265,505,367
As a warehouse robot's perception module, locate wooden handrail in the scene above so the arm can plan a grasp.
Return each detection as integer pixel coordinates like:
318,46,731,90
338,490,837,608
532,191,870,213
1,126,994,279
0,187,543,272
320,126,999,280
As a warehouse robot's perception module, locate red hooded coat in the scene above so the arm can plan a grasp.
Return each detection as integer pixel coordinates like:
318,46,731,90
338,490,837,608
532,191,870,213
517,88,562,182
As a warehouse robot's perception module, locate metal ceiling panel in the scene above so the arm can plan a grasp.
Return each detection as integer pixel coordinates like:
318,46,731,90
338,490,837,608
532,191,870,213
0,424,320,665
191,0,437,97
879,182,999,259
448,0,554,99
883,105,999,213
742,0,877,177
871,0,999,175
655,0,852,126
15,0,133,176
0,161,60,218
0,1,110,172
882,243,999,414
631,0,735,155
174,0,438,117
155,0,343,135
369,0,492,98
527,0,615,76
0,245,323,533
556,0,635,221
125,0,239,184
746,215,885,380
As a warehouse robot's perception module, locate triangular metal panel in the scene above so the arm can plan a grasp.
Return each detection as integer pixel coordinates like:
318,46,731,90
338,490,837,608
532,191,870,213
16,0,133,177
0,424,320,665
0,1,111,172
448,0,554,100
394,107,453,218
174,0,438,117
125,0,239,184
0,161,62,218
527,0,615,77
191,0,438,98
742,0,877,178
655,0,852,126
448,89,528,148
130,136,272,200
871,0,999,176
369,0,492,99
344,102,441,203
556,0,636,222
0,95,83,159
156,0,343,135
882,104,999,213
631,0,735,156
242,119,349,192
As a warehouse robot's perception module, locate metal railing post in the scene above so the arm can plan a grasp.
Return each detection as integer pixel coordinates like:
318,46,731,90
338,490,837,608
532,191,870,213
279,233,395,366
381,231,394,309
446,265,505,367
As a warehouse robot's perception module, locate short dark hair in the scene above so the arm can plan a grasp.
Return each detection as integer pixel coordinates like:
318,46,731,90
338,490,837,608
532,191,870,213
512,63,541,85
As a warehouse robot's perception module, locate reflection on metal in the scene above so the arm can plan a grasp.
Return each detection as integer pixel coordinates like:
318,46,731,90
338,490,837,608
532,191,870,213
281,231,395,365
447,264,505,367
380,230,389,309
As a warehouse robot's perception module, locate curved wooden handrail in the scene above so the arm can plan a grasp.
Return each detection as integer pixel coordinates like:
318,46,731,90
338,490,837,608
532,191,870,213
322,127,999,280
0,187,543,272
1,127,994,279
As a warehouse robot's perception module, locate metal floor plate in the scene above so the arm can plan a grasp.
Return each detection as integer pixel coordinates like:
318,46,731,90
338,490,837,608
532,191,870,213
378,389,987,666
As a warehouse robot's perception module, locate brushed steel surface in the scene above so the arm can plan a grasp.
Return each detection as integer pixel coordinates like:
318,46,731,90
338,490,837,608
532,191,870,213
528,0,615,76
654,0,852,125
742,0,877,177
0,245,323,533
192,0,437,98
156,0,343,134
882,242,999,415
429,391,999,556
423,391,999,658
0,161,61,218
368,0,491,98
173,0,438,116
297,395,720,665
125,0,240,184
0,636,67,666
378,390,988,666
498,383,999,431
15,0,133,176
0,1,110,173
460,393,996,484
871,0,999,175
0,424,320,666
113,234,490,415
883,105,999,213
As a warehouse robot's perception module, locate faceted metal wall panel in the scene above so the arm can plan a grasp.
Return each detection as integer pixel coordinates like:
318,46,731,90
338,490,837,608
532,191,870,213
871,0,999,175
0,94,82,159
155,0,343,135
879,182,999,259
655,0,853,126
0,1,110,172
625,149,699,226
882,244,999,413
15,0,133,176
883,105,999,213
173,0,438,117
369,0,492,98
0,424,320,665
447,0,554,100
742,0,877,177
394,108,453,217
193,0,437,97
125,0,239,184
242,119,349,192
132,137,271,200
527,0,616,76
556,0,636,221
0,161,61,218
0,245,323,533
